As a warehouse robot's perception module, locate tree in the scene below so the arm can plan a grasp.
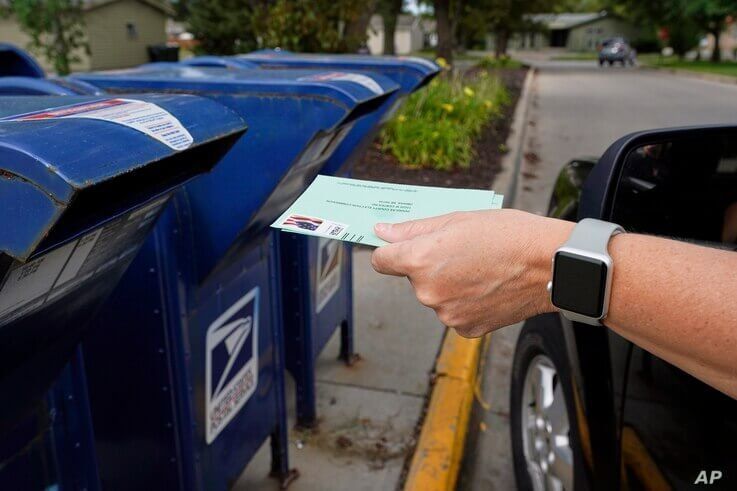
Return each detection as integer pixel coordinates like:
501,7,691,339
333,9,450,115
434,0,453,63
344,0,379,52
5,0,88,75
553,0,608,11
483,0,555,58
256,0,372,53
187,0,261,55
378,0,404,55
609,0,737,61
684,0,737,62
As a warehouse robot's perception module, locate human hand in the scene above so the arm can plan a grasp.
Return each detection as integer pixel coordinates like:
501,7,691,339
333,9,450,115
371,209,573,337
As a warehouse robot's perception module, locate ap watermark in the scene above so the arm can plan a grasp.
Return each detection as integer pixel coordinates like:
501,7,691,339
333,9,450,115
695,470,723,485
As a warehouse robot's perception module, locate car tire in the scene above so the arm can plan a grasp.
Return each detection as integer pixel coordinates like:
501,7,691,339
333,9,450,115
607,60,613,66
598,59,604,66
510,317,589,491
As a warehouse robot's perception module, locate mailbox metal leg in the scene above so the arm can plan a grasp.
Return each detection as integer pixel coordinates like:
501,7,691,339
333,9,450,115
338,244,358,366
295,349,318,428
270,235,299,485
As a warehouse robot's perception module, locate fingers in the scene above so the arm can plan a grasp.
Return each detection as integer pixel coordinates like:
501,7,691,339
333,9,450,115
371,241,414,276
374,213,458,243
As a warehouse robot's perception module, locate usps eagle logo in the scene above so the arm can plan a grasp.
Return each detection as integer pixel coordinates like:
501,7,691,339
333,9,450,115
205,287,259,444
283,214,323,232
316,238,342,313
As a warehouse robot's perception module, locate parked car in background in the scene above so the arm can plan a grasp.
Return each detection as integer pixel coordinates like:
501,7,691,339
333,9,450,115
510,126,737,491
598,38,636,66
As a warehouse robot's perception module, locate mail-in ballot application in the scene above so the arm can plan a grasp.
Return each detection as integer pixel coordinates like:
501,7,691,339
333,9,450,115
271,175,503,247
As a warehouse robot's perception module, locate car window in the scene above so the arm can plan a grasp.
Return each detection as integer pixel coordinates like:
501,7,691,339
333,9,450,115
612,134,737,246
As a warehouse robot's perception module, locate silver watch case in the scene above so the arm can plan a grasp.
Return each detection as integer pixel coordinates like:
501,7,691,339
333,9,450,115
546,246,614,326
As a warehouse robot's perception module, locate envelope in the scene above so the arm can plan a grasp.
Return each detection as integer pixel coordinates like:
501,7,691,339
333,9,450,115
271,175,503,247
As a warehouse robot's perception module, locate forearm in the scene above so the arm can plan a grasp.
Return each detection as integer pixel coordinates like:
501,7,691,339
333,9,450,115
538,221,737,397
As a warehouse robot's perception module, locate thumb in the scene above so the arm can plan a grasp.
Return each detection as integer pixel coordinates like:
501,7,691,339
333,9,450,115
374,213,456,243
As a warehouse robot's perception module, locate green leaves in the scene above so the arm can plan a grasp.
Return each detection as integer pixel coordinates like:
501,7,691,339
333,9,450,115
256,0,369,53
187,0,259,55
381,70,510,171
188,0,370,55
8,0,88,75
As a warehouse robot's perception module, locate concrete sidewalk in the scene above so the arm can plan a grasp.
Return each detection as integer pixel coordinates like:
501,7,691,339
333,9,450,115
237,247,445,490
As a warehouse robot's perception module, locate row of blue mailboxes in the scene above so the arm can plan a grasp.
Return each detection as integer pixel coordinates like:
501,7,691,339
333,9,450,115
0,44,439,490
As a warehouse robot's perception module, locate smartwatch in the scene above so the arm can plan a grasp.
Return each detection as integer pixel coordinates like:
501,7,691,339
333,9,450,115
547,218,624,326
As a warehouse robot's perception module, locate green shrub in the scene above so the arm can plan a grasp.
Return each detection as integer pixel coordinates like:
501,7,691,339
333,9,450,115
475,55,523,70
381,72,510,170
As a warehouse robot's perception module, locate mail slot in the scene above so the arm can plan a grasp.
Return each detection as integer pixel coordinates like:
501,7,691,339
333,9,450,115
0,94,246,489
72,65,398,489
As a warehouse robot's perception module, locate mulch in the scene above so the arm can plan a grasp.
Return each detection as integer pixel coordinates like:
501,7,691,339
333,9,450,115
352,67,528,189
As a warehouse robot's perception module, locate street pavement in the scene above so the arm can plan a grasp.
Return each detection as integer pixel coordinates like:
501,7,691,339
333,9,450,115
460,54,737,490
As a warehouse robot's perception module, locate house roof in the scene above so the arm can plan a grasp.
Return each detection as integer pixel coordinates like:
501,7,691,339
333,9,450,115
84,0,175,16
527,11,608,30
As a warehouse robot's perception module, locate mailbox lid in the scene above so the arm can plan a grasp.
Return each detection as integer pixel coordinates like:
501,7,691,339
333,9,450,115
72,65,399,109
0,94,247,262
0,43,45,78
179,56,259,70
240,49,440,93
0,76,104,96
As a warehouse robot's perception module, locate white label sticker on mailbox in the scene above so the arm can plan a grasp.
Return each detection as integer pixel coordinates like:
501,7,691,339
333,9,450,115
7,99,194,150
0,195,170,325
315,238,342,313
205,287,259,444
298,72,383,95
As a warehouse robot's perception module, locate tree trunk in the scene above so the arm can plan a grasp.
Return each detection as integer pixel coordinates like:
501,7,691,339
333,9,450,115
343,0,378,52
711,25,722,62
381,0,402,55
451,0,463,53
494,30,508,59
434,0,452,64
53,15,70,75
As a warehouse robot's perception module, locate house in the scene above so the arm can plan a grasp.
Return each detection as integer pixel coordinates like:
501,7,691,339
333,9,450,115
0,0,173,74
487,11,640,52
367,14,432,55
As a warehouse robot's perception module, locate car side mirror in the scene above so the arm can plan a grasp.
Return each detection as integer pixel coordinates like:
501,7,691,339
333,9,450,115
579,125,737,248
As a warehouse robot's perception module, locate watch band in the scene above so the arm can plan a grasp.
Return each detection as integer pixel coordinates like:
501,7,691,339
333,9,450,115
557,218,624,326
564,218,624,251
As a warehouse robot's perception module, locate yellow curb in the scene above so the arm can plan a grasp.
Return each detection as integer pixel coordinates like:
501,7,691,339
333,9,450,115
404,330,486,491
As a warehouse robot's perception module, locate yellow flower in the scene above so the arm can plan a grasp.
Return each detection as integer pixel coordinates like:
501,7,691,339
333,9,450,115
484,100,493,109
463,86,475,97
441,103,454,113
436,57,448,68
397,114,407,123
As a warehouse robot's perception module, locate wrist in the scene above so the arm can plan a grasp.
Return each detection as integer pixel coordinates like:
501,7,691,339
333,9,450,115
529,217,575,315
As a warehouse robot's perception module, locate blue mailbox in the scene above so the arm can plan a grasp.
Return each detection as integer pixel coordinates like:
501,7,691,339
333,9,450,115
239,49,440,174
72,66,398,489
158,55,437,426
0,94,247,490
0,42,45,78
204,52,439,427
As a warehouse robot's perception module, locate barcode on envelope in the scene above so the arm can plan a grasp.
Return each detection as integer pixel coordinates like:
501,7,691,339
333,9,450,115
327,224,344,236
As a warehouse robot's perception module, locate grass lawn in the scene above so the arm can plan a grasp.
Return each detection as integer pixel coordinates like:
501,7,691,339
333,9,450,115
639,54,737,78
411,50,486,62
551,52,599,61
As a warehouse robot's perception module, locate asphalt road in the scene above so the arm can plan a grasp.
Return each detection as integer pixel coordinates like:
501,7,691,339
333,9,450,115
460,58,737,490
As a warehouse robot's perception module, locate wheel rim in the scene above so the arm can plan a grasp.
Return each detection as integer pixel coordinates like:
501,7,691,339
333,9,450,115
521,354,574,491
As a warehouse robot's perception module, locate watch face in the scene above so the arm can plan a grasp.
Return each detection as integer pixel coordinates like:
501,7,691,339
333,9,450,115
552,251,608,318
